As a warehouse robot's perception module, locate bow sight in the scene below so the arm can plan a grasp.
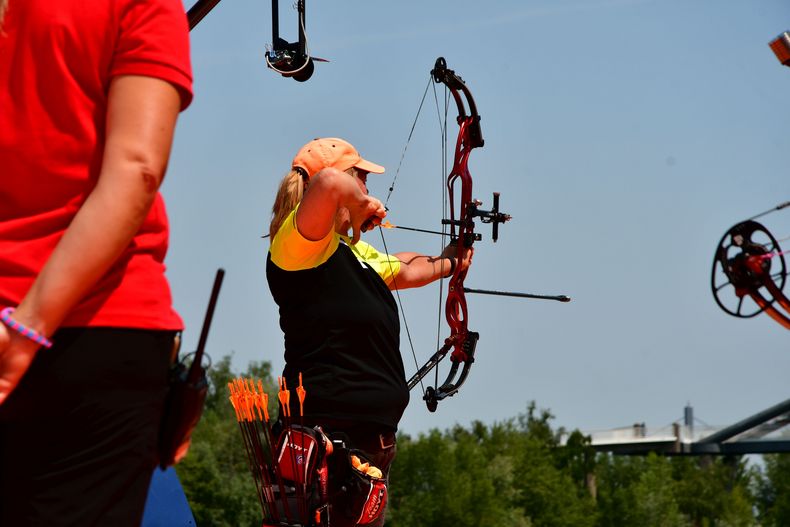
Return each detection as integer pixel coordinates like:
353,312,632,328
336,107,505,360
440,193,512,245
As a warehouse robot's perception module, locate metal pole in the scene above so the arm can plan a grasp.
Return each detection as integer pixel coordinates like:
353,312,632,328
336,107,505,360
698,397,790,445
187,0,223,30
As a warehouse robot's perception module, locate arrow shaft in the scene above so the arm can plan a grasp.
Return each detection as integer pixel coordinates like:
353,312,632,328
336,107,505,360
462,287,570,302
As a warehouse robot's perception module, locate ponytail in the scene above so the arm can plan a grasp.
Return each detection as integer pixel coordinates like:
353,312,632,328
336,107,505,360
269,169,307,239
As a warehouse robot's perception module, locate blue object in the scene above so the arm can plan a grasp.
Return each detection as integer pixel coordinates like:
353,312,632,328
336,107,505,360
141,467,196,526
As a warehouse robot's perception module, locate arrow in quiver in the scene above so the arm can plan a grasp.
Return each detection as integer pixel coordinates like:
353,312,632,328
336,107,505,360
228,377,332,527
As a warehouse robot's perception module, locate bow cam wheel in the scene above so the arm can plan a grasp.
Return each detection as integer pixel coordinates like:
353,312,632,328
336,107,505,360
711,220,787,318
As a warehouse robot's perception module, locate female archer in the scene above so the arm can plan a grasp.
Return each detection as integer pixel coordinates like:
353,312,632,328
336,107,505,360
266,137,470,526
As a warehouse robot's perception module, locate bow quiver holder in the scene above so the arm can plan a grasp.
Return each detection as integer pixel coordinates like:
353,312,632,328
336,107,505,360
159,268,225,468
229,377,335,527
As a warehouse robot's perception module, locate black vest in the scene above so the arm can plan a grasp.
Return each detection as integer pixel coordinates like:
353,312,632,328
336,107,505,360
266,241,409,429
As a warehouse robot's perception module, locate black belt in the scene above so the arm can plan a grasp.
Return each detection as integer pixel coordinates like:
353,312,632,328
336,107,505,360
354,430,396,452
303,418,396,453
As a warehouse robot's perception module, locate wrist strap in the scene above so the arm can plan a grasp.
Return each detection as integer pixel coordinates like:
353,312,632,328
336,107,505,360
0,307,53,349
444,257,456,279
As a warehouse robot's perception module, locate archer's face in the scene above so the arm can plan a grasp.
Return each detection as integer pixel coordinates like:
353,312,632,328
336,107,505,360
355,171,369,193
334,169,371,235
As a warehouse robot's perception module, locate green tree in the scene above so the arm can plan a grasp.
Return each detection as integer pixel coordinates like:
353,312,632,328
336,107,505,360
388,403,597,527
755,454,790,526
671,456,754,527
595,453,649,527
596,453,755,527
172,367,766,527
510,404,597,527
555,429,597,499
627,454,689,527
387,426,531,527
176,355,278,527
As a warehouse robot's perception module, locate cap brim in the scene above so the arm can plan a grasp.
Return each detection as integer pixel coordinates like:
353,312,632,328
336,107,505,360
355,158,385,174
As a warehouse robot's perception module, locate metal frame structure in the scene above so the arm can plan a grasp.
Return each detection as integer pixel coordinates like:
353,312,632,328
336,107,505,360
588,401,790,456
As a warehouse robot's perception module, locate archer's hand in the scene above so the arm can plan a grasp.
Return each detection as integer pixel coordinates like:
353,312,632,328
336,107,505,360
0,326,40,406
349,195,386,245
441,243,474,275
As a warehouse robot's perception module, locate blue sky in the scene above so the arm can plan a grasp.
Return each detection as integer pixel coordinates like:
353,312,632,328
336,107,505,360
167,0,790,437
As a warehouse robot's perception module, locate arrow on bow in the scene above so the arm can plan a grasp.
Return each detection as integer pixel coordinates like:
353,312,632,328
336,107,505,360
711,201,790,329
381,57,570,413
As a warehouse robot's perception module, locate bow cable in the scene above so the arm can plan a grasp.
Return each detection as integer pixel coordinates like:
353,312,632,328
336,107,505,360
433,81,452,392
747,200,790,221
384,76,433,209
376,71,455,401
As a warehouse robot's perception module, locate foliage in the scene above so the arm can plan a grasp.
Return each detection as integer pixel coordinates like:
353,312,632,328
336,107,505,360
387,426,532,527
596,453,756,527
387,403,597,527
175,358,776,527
754,454,790,526
176,355,278,527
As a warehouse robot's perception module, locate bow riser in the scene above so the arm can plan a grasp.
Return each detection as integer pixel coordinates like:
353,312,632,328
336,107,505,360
444,118,477,363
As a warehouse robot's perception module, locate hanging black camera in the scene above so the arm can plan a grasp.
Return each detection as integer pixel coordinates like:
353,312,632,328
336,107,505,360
266,0,326,82
186,0,326,81
266,41,314,83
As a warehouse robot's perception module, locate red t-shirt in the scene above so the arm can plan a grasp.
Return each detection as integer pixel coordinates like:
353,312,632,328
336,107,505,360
0,0,193,329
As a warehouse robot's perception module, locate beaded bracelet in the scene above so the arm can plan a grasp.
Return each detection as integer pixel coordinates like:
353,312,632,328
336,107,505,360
0,307,53,349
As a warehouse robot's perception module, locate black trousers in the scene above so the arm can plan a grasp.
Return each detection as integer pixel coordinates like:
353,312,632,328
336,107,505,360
0,327,176,526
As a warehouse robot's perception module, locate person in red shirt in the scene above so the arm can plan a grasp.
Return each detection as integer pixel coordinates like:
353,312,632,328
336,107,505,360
0,0,192,524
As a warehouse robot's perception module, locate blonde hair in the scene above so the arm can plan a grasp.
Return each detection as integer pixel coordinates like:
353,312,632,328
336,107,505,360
268,166,362,239
269,169,307,239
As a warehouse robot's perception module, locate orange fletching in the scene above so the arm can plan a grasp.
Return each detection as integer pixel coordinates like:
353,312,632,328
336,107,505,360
297,372,306,417
278,377,291,418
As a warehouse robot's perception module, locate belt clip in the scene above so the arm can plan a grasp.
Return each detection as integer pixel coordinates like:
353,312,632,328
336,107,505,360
379,433,395,450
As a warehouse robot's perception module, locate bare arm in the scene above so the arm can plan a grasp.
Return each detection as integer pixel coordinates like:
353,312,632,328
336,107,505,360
389,244,473,290
0,75,182,404
296,167,386,245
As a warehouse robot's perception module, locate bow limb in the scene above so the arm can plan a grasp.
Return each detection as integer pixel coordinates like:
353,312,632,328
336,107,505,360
743,251,790,328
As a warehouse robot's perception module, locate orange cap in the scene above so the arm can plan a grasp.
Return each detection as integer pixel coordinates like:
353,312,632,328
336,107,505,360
292,138,385,178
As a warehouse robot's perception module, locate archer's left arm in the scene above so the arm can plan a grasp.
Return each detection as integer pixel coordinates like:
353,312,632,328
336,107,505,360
389,245,472,290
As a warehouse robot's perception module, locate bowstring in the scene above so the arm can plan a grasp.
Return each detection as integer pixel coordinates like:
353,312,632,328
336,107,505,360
432,82,450,390
377,228,422,395
384,77,433,209
379,74,434,398
377,73,455,400
747,200,790,222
